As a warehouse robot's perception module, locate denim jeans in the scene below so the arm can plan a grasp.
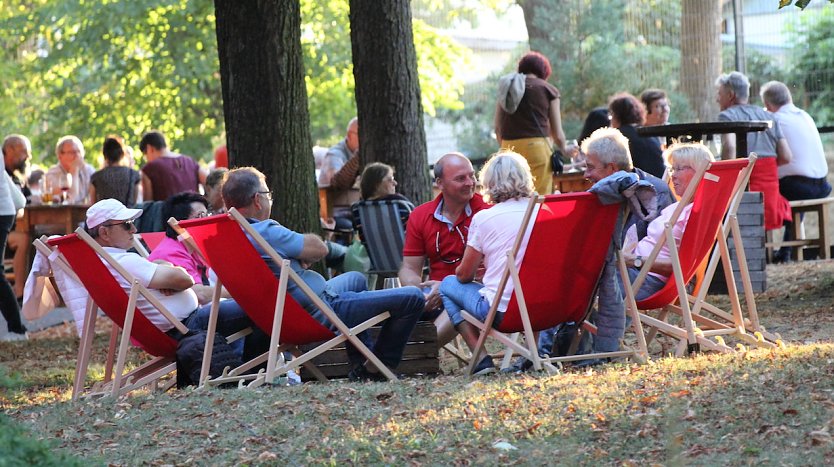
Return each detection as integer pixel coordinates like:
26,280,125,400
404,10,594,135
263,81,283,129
438,276,501,328
183,299,254,359
779,176,833,246
317,283,424,369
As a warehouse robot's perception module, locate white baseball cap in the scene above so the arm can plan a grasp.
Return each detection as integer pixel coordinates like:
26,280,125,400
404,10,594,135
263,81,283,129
86,199,143,229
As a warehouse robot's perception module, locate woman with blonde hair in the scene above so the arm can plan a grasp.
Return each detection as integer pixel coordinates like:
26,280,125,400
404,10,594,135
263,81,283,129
622,142,715,299
438,150,538,375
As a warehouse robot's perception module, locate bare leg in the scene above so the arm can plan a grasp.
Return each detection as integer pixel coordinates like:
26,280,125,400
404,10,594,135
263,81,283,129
434,312,456,346
456,321,489,362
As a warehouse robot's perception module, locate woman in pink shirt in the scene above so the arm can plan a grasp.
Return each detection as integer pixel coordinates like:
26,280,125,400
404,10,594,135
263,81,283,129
148,192,210,286
622,143,714,300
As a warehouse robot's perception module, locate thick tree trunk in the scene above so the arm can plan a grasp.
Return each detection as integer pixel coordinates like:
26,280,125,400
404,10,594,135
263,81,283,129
681,0,722,122
348,0,431,204
214,0,319,233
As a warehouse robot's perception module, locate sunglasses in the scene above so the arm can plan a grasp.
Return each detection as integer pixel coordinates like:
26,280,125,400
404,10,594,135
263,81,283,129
435,225,466,264
102,219,135,230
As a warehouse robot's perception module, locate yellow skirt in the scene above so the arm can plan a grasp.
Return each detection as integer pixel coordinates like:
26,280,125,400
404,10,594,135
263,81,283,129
500,137,553,195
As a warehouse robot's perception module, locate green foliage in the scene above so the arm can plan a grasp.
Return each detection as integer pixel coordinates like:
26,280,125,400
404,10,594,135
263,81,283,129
0,413,83,466
0,0,469,165
788,6,834,124
0,0,223,163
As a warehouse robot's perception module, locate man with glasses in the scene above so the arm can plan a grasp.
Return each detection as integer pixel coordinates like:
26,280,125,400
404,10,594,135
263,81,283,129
516,128,673,370
399,152,489,346
222,167,424,381
85,199,253,355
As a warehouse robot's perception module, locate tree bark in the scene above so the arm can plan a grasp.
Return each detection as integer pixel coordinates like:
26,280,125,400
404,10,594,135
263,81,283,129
681,0,722,122
214,0,319,233
348,0,431,204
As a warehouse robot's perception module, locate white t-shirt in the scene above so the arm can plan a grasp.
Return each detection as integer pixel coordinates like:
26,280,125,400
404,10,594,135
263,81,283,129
467,198,537,312
773,104,829,179
102,247,199,332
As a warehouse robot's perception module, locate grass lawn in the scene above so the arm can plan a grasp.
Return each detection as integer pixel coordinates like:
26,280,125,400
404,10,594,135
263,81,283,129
2,261,834,465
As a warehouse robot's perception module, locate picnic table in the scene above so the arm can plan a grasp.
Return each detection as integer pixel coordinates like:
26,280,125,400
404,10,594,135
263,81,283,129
637,120,771,158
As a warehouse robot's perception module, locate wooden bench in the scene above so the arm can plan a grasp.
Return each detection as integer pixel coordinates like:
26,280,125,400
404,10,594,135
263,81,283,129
766,197,834,261
300,321,439,381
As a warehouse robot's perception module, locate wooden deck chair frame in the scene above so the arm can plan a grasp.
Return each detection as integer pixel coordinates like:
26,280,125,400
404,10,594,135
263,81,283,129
36,229,190,400
623,155,780,356
171,208,398,388
461,193,649,375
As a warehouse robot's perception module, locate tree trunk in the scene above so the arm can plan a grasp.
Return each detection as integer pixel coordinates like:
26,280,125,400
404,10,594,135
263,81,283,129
681,0,722,122
348,0,431,204
214,0,319,233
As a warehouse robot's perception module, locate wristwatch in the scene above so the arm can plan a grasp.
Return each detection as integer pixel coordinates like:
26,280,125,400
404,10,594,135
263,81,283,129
633,256,643,268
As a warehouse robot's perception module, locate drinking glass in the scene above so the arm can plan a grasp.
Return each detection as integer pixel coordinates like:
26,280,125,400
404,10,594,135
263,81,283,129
60,173,72,204
383,277,401,289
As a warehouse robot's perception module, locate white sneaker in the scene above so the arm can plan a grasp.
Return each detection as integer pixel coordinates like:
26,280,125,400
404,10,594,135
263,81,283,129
2,332,29,342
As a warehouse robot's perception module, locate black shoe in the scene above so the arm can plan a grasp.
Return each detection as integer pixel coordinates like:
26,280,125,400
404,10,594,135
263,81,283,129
472,356,496,376
501,356,535,374
347,365,388,382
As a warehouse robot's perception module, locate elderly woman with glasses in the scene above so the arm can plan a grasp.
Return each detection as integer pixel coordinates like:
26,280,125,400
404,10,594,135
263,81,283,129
438,150,538,375
621,142,714,300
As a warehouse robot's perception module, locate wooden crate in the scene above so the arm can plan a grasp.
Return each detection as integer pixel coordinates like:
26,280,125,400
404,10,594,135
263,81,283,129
710,191,767,294
300,321,439,381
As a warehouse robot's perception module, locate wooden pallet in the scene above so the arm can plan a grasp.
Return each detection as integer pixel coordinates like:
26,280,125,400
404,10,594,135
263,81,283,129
300,321,439,381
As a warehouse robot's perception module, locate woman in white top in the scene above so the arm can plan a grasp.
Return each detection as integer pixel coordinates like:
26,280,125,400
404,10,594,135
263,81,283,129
622,142,715,300
439,150,537,375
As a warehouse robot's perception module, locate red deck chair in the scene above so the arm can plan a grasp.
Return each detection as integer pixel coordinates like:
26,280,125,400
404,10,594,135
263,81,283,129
38,229,189,400
463,193,649,375
132,231,166,256
171,208,396,387
623,155,781,356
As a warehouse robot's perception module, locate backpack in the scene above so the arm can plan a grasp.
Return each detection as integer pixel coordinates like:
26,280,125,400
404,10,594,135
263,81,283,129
176,330,243,388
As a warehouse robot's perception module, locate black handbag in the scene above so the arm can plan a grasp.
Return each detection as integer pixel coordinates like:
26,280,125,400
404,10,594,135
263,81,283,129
550,148,565,175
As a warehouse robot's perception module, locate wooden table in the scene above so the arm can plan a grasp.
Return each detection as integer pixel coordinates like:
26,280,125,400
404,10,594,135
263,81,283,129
19,204,89,237
637,120,771,158
553,171,591,193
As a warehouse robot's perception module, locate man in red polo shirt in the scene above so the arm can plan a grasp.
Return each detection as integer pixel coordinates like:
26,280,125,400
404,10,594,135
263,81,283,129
399,152,489,344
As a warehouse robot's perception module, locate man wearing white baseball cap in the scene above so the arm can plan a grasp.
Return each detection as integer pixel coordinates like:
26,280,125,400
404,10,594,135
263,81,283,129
85,199,254,351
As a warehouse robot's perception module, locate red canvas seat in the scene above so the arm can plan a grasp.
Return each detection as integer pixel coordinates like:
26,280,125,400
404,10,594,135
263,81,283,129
173,209,395,387
623,155,781,355
462,192,648,374
37,230,189,400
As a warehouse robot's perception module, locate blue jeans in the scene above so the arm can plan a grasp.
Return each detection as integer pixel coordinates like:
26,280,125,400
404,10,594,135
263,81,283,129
316,283,424,369
779,176,833,246
438,276,500,327
183,299,252,358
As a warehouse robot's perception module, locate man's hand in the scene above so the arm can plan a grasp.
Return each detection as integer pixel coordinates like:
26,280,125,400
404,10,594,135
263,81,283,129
419,280,442,312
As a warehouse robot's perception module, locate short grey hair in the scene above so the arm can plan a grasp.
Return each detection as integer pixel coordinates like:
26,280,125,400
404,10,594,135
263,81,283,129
56,135,85,159
346,117,358,135
479,150,535,203
665,142,714,172
715,71,750,101
222,167,266,209
580,127,633,171
760,81,792,108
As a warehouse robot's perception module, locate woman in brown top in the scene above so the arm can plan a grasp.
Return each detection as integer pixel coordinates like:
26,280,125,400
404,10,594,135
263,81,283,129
494,51,566,195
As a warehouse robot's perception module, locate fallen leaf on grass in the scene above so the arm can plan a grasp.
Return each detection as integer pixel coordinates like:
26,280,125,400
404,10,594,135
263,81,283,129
670,389,690,398
492,440,518,451
783,408,798,416
808,429,832,445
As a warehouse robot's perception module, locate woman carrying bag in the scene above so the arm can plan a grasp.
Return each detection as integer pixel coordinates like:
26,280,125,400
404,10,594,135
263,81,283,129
494,51,567,195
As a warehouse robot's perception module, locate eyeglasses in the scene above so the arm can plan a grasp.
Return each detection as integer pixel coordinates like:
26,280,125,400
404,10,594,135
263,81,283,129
256,190,273,202
670,165,694,174
102,219,134,230
435,225,466,264
189,210,209,219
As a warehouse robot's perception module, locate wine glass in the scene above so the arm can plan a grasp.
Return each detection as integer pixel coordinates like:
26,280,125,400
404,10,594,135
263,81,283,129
60,173,72,204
